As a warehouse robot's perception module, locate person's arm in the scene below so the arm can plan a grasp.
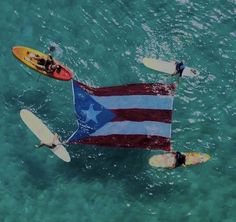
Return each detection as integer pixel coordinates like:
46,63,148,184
35,64,46,71
35,142,45,148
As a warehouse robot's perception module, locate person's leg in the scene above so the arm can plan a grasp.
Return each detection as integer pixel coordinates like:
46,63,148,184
35,64,46,71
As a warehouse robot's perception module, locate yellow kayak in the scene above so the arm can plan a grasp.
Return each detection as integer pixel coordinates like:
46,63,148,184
12,46,73,81
149,152,210,168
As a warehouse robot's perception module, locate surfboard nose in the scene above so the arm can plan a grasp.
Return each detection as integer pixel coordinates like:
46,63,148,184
20,109,29,119
204,154,211,161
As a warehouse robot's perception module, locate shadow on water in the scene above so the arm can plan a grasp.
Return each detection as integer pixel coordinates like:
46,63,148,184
59,145,187,201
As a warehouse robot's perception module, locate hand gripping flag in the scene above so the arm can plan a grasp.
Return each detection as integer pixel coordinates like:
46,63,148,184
67,80,176,151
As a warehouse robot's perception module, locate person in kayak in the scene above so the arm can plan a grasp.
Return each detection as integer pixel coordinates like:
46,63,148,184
26,52,61,74
36,133,59,149
172,151,186,168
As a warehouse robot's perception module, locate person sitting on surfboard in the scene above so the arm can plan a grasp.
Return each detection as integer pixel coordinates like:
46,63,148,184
172,61,197,77
36,133,59,149
27,52,61,74
172,61,186,77
173,151,186,168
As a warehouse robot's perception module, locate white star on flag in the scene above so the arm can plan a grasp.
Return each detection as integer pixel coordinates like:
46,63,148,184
82,104,102,123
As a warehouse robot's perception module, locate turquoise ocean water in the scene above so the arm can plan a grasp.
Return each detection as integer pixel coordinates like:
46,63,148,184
0,0,236,221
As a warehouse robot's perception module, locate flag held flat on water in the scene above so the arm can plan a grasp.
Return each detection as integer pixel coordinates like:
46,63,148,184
67,80,176,151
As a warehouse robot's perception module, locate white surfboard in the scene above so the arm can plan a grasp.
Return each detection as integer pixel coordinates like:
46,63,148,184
20,109,71,162
142,58,198,77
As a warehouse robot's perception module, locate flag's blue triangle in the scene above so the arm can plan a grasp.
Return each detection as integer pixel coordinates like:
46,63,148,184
68,81,116,142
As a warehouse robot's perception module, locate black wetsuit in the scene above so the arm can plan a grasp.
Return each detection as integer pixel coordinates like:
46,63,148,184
38,143,57,149
176,62,186,77
175,151,186,168
37,58,46,66
49,143,57,149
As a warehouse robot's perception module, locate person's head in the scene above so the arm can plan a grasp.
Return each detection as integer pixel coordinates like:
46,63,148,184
51,64,61,73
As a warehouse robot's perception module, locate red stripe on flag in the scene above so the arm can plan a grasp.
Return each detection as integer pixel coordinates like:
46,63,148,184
111,109,172,123
70,135,171,151
75,81,176,96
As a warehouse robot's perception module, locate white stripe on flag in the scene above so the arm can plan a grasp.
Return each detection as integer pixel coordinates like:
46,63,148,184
91,95,173,110
91,121,171,138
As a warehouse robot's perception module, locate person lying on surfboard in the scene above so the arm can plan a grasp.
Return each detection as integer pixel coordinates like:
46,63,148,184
26,52,61,74
172,61,197,77
36,133,59,149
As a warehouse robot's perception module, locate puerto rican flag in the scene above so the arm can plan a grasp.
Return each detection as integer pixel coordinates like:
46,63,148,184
67,80,176,151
